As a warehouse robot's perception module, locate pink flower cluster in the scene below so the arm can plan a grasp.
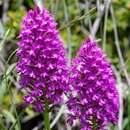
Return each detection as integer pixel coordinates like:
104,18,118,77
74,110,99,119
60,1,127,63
17,7,69,111
17,6,119,130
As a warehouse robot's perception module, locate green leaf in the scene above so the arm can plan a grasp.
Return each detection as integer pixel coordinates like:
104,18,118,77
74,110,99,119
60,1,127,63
2,110,19,130
0,29,11,52
0,78,7,104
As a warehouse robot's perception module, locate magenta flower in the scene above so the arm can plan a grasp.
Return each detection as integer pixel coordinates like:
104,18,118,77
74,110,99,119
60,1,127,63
67,38,119,130
16,7,69,111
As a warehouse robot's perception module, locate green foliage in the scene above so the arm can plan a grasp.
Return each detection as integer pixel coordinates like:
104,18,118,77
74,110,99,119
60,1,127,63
0,0,130,129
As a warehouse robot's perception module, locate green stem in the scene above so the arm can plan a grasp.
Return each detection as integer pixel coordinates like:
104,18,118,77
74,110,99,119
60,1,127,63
103,1,109,52
92,116,97,130
44,102,50,130
127,94,130,130
63,0,72,66
59,7,96,31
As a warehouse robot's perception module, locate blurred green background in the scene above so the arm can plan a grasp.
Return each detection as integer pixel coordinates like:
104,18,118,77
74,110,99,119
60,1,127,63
0,0,130,130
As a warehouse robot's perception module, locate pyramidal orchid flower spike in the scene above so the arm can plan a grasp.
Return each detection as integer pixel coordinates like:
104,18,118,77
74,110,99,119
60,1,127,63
16,6,69,111
67,38,119,130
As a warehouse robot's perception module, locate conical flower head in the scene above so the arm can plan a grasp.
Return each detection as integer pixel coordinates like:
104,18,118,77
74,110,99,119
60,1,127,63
67,38,119,130
16,7,69,111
